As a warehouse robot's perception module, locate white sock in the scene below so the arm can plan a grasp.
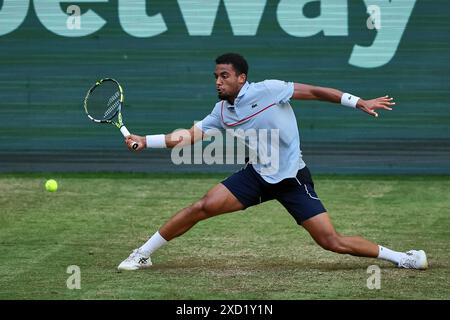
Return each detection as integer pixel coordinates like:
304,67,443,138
138,231,168,257
377,245,406,265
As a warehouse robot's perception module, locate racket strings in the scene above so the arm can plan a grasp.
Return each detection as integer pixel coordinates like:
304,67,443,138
87,81,122,121
104,92,121,118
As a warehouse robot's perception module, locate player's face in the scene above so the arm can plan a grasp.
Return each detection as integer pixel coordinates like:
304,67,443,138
214,64,246,102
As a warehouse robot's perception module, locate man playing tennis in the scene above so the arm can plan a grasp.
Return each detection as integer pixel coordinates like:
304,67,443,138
118,53,428,271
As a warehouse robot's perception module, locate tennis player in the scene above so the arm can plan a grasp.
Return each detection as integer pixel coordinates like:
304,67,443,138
118,53,428,271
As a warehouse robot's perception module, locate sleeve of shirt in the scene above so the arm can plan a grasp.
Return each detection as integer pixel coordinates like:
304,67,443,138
194,104,223,134
263,79,295,104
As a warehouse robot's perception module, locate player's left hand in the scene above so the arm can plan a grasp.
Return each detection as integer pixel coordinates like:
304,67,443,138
357,95,395,117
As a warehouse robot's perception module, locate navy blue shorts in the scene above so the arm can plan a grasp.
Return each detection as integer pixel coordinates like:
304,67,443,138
221,164,326,225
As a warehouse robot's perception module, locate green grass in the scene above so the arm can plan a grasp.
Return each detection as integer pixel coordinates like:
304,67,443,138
0,173,449,300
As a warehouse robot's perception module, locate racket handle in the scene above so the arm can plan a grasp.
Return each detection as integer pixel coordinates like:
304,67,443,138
120,126,139,150
120,126,131,137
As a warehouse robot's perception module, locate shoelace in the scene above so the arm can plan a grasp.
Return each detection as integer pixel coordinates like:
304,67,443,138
125,250,140,262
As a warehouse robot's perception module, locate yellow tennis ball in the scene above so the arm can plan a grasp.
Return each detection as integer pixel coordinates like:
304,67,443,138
45,179,58,192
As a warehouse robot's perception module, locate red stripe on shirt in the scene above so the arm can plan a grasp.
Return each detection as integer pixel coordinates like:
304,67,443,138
221,101,276,127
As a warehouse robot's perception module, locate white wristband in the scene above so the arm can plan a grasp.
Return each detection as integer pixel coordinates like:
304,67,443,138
341,93,360,108
146,134,167,148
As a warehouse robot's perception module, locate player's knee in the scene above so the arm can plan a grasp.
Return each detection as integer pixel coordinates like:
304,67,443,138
191,197,217,220
199,197,218,217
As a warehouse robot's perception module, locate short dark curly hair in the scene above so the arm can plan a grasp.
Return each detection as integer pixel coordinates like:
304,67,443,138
215,53,248,79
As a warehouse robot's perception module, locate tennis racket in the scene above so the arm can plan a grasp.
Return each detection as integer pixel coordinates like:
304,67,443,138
83,78,138,150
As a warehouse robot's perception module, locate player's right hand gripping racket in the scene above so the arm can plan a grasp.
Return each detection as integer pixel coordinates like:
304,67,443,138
83,78,138,150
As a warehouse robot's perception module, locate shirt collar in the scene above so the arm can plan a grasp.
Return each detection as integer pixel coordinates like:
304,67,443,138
226,81,250,108
237,81,250,98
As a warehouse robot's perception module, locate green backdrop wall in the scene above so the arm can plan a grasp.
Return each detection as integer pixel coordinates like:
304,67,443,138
0,0,449,173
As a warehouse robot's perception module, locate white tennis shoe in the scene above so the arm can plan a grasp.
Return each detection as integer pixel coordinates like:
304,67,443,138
398,250,428,270
117,249,152,271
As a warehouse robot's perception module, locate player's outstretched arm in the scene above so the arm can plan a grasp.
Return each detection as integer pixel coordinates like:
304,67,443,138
125,125,204,151
292,83,395,117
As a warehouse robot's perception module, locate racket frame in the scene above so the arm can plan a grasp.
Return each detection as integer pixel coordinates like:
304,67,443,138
83,78,138,149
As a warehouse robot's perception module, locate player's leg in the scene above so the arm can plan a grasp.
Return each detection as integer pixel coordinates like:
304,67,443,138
117,183,244,271
275,167,428,270
158,164,274,241
159,183,244,241
302,212,428,269
301,212,379,257
118,164,267,271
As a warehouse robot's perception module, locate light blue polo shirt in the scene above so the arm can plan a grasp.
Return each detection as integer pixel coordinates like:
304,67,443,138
195,80,306,184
